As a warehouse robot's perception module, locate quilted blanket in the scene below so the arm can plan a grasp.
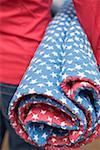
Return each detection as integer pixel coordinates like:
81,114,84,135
9,2,100,150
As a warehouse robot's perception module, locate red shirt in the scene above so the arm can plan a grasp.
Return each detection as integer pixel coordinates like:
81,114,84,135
73,0,100,65
0,0,52,85
0,0,99,85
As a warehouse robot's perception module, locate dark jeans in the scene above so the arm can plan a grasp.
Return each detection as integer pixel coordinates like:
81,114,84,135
0,83,43,150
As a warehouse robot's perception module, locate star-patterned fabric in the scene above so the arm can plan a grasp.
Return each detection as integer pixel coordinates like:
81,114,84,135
8,1,100,150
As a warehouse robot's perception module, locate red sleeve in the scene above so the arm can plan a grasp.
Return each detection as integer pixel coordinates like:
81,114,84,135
73,0,100,65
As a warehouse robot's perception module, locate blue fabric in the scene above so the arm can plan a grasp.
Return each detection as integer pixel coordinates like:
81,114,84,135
8,1,100,149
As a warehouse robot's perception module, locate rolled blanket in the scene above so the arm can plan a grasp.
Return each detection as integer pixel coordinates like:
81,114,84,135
9,1,100,150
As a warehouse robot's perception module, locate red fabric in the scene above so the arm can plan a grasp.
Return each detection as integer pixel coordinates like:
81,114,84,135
0,0,52,85
73,0,100,65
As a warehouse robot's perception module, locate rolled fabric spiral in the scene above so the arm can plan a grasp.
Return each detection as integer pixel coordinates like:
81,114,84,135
9,1,100,150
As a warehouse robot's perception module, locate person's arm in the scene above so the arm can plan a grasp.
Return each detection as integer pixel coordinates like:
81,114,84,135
73,0,100,65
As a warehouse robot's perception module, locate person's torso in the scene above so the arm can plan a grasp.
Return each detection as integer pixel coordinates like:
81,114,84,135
0,0,52,84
